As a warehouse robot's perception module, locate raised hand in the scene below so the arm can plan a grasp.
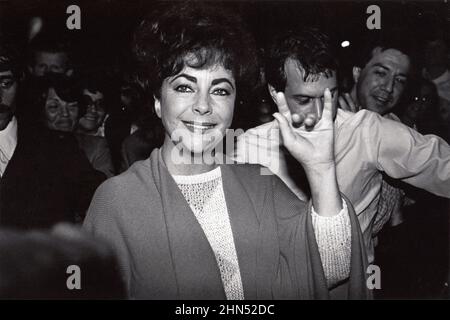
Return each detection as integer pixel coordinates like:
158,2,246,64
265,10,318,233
272,88,341,215
338,92,359,113
272,88,336,172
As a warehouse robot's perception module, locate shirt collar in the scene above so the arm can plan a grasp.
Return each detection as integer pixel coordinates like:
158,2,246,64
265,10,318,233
0,116,18,162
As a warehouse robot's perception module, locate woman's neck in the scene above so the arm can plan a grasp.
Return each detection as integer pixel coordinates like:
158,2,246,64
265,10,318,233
161,136,218,176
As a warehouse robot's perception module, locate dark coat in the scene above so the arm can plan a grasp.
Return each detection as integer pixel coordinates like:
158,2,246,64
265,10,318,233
0,123,106,230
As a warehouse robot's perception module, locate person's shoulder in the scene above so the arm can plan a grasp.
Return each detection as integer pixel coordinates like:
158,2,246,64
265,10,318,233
337,108,382,123
97,159,151,194
336,108,392,133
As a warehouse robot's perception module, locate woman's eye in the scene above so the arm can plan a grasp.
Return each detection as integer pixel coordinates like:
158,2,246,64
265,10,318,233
175,85,193,93
212,88,230,96
395,78,406,85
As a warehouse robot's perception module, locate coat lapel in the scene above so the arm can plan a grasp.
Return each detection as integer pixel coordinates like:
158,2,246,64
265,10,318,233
220,164,260,300
151,150,225,299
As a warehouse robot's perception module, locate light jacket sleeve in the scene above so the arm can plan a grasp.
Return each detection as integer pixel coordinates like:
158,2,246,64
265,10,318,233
364,112,450,198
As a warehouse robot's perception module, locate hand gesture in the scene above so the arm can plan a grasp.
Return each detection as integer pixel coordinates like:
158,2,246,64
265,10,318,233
272,88,336,172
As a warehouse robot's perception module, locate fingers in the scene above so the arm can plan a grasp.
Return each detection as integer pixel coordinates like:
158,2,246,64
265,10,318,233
345,93,357,112
339,92,357,112
322,88,333,121
338,96,350,111
291,113,305,128
273,112,295,146
271,90,291,119
303,114,317,130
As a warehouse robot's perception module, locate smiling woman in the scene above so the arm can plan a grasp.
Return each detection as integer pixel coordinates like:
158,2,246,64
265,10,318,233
34,74,83,132
29,73,115,178
83,2,370,300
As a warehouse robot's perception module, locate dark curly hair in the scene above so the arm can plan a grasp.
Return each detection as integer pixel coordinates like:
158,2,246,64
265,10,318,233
265,27,339,92
131,2,259,100
353,28,416,72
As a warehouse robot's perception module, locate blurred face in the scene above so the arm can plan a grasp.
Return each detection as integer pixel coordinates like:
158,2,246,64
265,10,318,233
30,51,70,77
44,88,79,132
0,71,18,131
406,84,434,120
78,89,106,132
155,63,236,154
283,59,338,125
355,48,410,115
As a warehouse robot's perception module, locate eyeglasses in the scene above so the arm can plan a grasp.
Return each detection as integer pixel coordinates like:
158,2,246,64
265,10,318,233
82,95,105,110
411,96,431,103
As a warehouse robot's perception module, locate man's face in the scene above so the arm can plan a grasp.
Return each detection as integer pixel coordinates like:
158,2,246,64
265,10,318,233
283,59,338,126
0,71,18,131
354,48,410,115
30,51,71,77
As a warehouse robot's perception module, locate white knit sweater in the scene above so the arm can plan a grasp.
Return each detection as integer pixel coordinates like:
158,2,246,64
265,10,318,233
173,167,351,297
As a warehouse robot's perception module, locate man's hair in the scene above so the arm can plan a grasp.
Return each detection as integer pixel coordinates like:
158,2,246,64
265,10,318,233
131,2,259,99
353,29,416,70
265,27,339,92
28,33,72,66
0,41,22,77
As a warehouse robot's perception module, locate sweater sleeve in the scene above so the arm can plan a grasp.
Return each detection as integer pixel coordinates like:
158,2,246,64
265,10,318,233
311,199,351,288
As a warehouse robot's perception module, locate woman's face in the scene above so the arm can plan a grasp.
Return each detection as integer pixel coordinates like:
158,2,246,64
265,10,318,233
155,63,236,154
78,89,106,132
44,87,79,132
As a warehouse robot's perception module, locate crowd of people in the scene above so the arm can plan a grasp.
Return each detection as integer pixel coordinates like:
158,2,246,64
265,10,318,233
0,1,449,299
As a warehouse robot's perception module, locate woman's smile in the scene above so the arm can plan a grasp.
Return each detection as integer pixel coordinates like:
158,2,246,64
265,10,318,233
182,120,217,133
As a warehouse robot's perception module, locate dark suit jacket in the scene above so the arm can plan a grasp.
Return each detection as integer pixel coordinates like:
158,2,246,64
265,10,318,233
0,122,106,230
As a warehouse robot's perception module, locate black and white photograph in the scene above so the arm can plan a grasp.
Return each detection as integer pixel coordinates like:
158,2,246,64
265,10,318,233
0,0,449,307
